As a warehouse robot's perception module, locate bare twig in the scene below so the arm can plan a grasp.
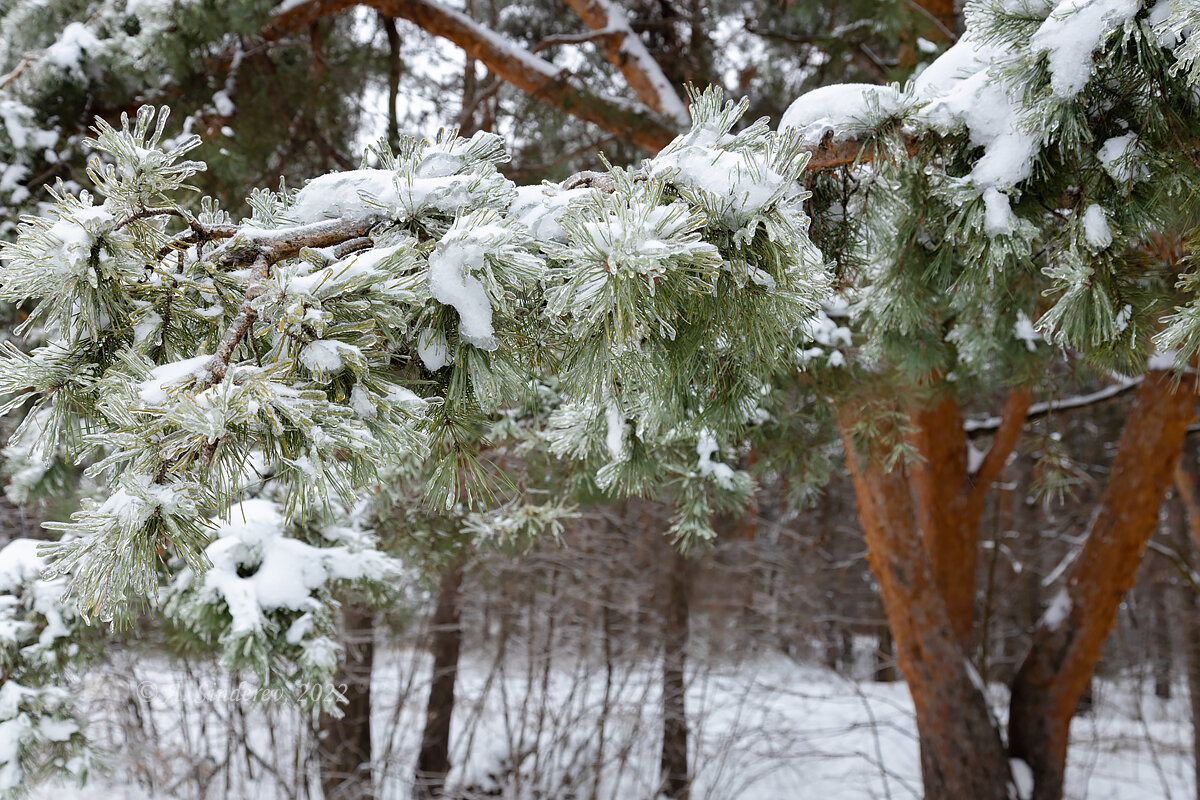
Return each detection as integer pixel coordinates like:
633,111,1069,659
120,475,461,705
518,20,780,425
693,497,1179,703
964,378,1143,436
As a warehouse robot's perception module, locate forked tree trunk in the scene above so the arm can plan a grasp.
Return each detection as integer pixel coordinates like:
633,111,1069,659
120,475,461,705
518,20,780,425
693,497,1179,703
319,603,376,800
838,408,1013,800
414,564,465,800
1008,370,1197,800
842,370,1195,800
660,545,691,800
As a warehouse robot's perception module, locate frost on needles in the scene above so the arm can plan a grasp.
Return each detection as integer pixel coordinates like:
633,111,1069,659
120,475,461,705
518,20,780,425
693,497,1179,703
0,91,831,624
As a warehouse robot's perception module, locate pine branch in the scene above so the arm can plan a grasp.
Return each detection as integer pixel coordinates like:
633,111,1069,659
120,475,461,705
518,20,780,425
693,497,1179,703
530,29,624,54
206,253,269,387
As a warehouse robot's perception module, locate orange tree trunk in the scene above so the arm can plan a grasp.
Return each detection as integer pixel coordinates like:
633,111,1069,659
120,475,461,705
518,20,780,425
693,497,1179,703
907,387,1031,651
1008,370,1197,800
838,407,1013,800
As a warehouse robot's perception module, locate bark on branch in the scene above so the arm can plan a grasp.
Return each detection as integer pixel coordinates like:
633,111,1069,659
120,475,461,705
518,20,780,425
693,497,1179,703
837,406,1013,799
562,0,690,125
968,388,1032,510
267,0,680,153
905,386,1029,648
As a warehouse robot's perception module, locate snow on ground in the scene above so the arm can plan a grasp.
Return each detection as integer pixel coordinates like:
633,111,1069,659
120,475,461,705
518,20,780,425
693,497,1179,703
30,649,1194,799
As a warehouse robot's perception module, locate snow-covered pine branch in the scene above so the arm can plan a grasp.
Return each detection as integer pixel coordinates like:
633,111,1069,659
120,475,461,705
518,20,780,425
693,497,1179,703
782,0,1200,379
0,89,830,622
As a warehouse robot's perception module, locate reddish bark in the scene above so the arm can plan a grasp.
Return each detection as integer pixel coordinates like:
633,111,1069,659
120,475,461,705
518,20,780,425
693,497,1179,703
1008,370,1198,800
907,388,1031,648
562,0,685,121
838,408,1012,800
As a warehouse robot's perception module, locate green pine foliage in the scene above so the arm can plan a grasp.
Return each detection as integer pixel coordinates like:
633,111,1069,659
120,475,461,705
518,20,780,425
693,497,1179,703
0,89,830,626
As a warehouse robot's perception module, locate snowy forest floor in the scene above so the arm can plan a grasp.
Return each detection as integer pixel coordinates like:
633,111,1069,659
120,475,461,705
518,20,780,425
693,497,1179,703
32,648,1191,800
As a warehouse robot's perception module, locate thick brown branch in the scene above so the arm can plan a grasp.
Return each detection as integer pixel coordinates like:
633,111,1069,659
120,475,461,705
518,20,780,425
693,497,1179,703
837,405,1012,796
801,131,916,173
562,0,689,125
267,0,680,153
906,389,975,647
967,387,1032,512
220,217,380,266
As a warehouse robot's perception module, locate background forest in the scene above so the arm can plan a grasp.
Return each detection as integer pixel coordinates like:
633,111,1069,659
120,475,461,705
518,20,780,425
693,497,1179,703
0,1,1195,800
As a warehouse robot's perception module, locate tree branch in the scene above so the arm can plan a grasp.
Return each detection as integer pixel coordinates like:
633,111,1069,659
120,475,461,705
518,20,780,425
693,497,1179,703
212,216,382,268
562,0,690,125
964,378,1143,436
530,28,624,54
967,387,1032,511
267,0,680,153
206,253,270,387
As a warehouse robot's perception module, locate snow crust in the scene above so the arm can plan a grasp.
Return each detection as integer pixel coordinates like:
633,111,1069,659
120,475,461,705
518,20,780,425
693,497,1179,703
427,224,503,350
41,201,114,275
509,185,592,242
1082,204,1112,249
416,328,450,371
45,23,100,76
649,144,788,225
138,355,212,405
1031,0,1139,98
1097,133,1141,183
0,539,69,650
780,84,905,146
197,499,397,635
